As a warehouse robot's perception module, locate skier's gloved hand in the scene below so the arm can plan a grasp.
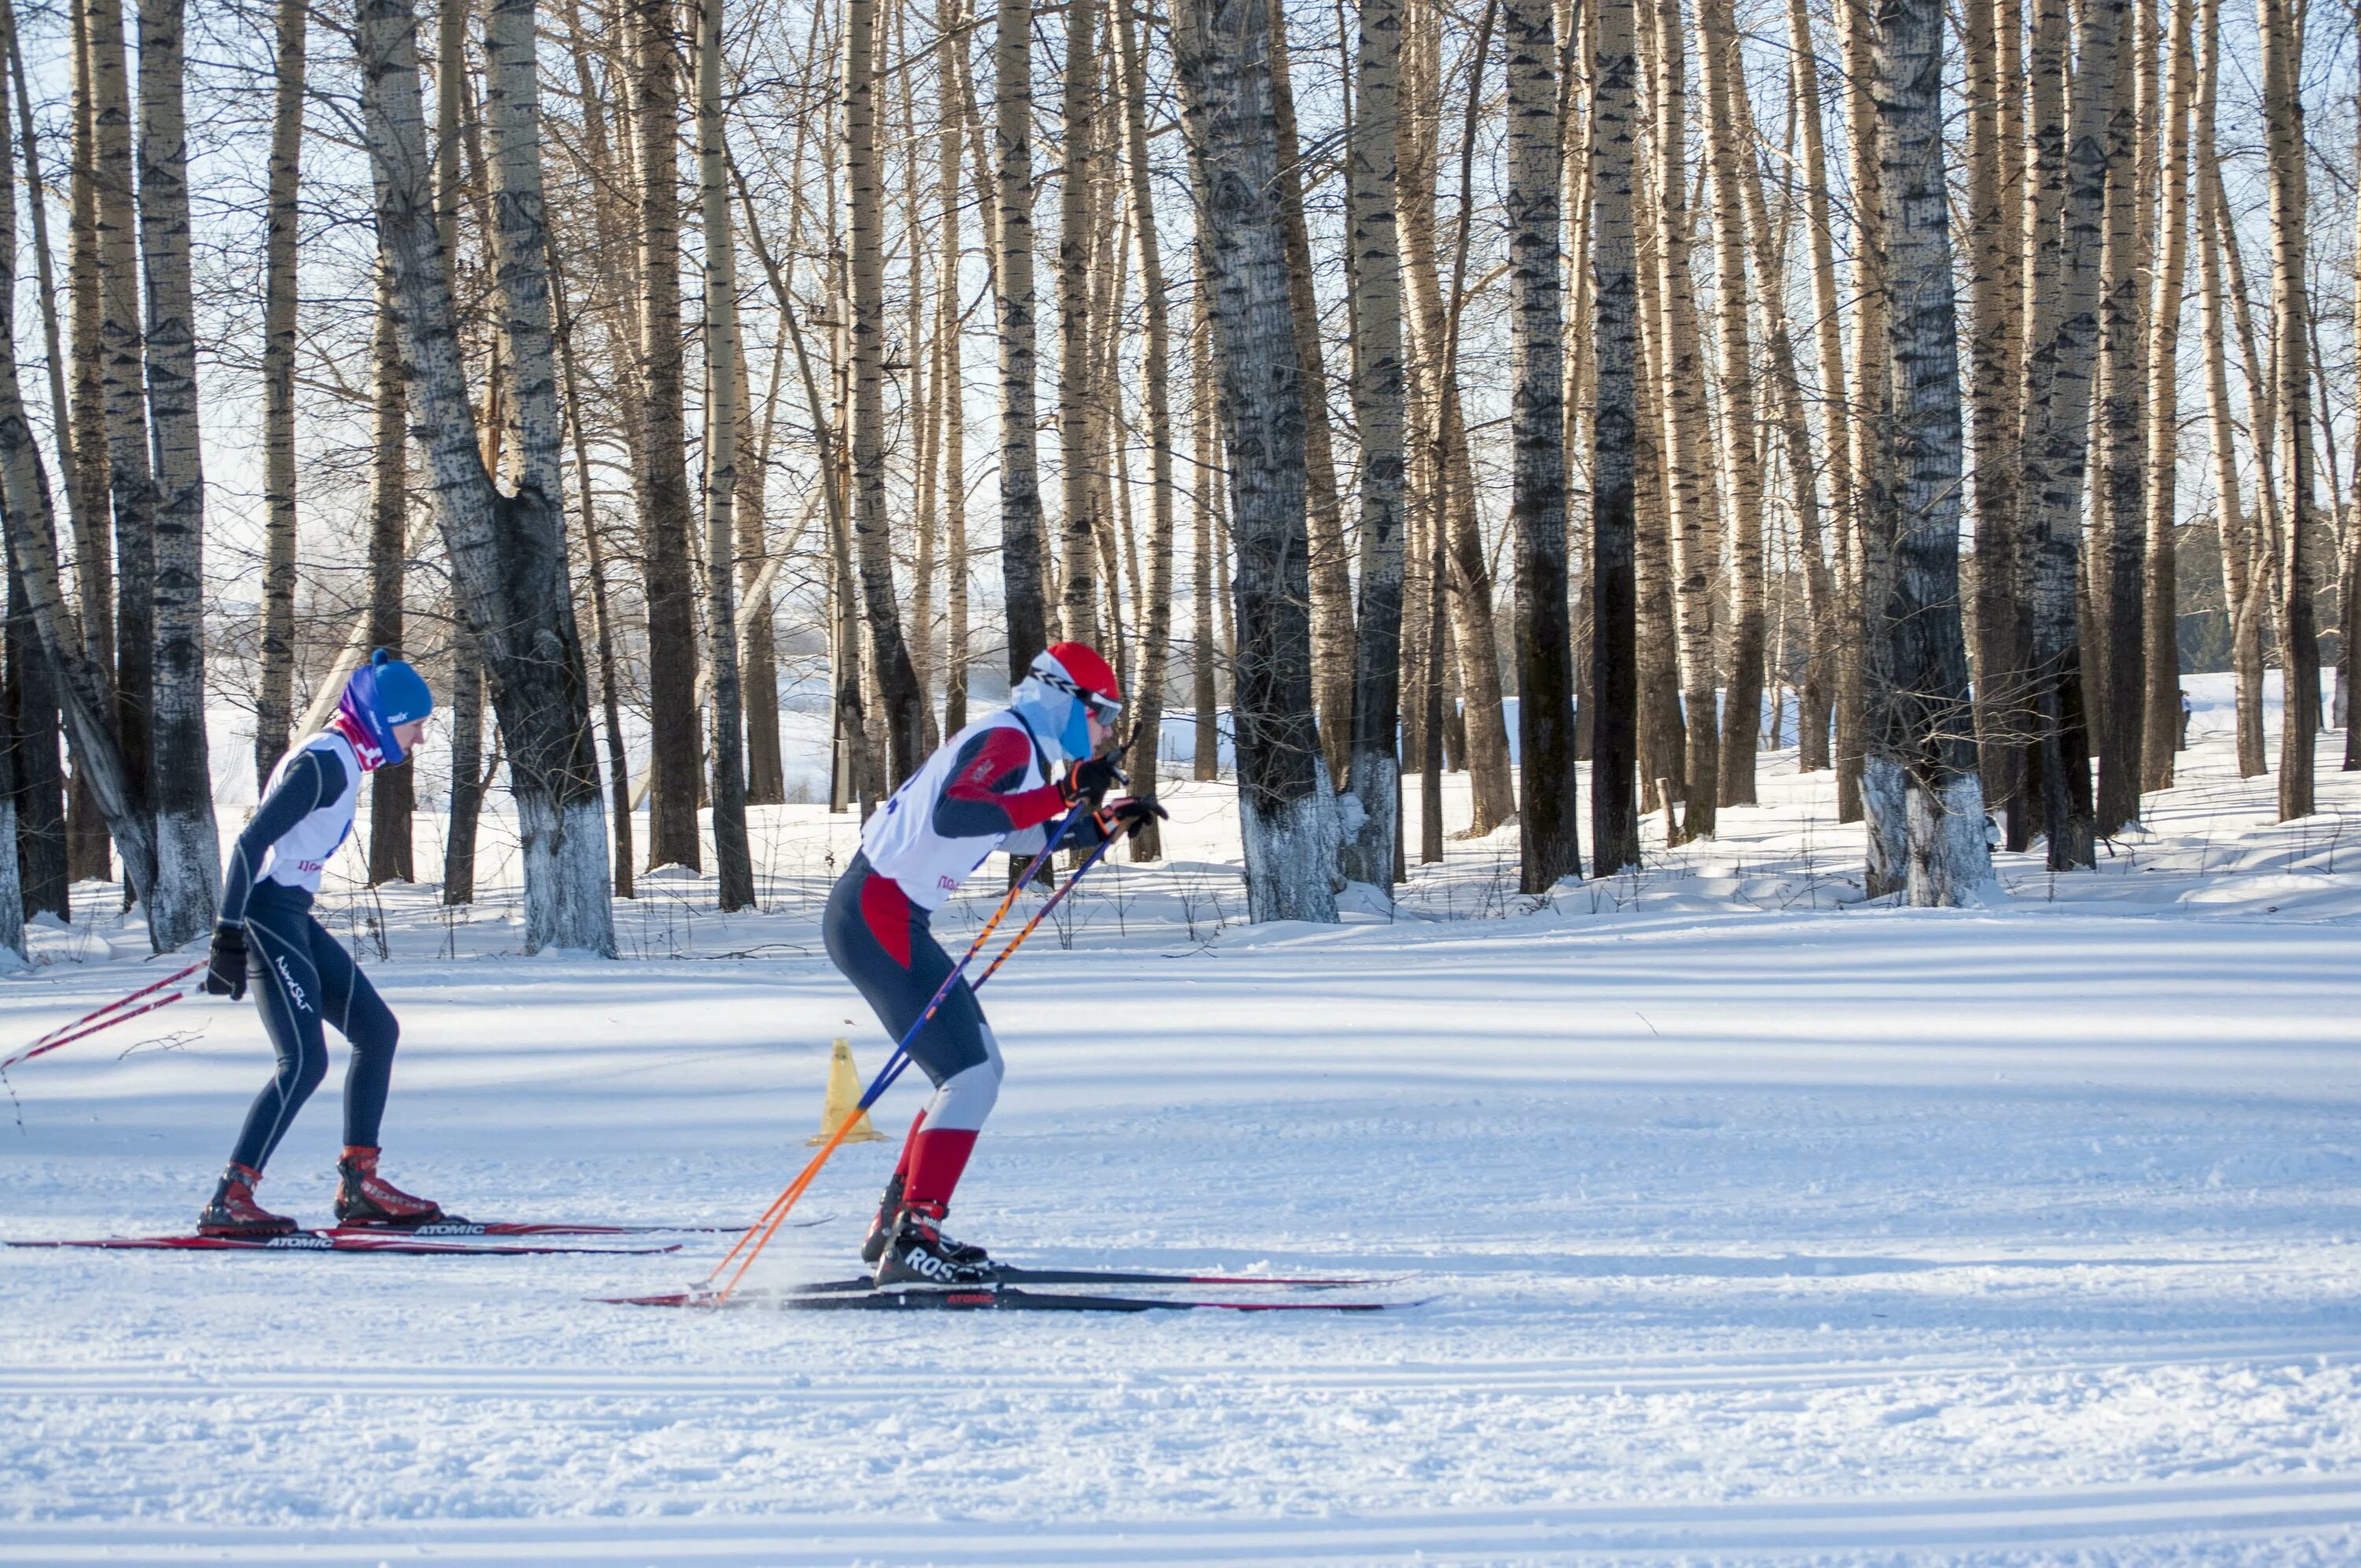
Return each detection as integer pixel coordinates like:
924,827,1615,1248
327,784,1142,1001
1095,795,1169,839
203,924,248,1002
1060,754,1126,812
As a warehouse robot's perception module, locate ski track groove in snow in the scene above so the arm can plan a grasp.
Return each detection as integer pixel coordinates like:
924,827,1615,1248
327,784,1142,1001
5,682,2361,1563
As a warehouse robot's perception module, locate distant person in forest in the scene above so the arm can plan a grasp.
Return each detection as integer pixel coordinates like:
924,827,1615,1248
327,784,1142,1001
196,651,449,1237
824,643,1163,1286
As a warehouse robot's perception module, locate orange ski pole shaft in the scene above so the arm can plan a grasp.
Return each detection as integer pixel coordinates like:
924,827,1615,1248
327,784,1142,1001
708,808,1100,1301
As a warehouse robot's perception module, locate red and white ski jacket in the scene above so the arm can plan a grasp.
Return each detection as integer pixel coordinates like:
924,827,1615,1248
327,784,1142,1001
858,710,1102,911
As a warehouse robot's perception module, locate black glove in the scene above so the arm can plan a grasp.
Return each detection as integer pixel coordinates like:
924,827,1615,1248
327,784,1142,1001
1096,795,1169,838
203,924,248,1002
1061,754,1126,812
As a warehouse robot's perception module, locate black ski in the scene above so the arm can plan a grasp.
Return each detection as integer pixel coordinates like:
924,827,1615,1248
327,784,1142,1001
789,1265,1397,1293
606,1284,1411,1313
9,1231,682,1256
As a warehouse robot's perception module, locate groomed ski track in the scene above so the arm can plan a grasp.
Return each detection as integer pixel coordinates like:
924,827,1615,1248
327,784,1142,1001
5,684,2360,1564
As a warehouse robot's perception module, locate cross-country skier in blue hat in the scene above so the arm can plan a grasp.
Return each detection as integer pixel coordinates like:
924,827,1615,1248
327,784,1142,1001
196,650,450,1236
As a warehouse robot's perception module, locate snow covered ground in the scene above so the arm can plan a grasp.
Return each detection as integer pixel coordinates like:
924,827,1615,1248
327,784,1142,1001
5,672,2361,1564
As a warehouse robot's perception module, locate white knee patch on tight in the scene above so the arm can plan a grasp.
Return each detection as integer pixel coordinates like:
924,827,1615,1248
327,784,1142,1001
922,1024,1003,1133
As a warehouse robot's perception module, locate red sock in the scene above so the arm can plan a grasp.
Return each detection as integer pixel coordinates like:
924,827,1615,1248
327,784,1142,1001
902,1128,979,1214
892,1112,926,1183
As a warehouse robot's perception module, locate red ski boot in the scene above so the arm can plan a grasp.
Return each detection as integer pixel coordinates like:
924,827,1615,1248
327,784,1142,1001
332,1146,450,1229
197,1162,297,1238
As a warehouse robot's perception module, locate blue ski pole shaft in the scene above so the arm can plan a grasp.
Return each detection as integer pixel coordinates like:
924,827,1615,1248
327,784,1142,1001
715,805,1118,1297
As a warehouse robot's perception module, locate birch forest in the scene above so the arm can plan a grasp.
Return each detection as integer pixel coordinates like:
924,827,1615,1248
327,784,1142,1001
0,0,2349,952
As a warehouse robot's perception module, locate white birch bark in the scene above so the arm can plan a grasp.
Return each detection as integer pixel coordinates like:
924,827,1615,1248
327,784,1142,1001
358,0,615,954
1173,0,1338,923
136,0,220,945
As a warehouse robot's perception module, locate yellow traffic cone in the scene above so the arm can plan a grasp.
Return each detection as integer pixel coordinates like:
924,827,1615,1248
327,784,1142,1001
807,1039,889,1146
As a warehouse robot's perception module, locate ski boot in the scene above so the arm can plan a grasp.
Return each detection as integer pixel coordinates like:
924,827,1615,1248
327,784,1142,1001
332,1146,451,1229
197,1162,297,1238
872,1205,996,1287
860,1171,906,1264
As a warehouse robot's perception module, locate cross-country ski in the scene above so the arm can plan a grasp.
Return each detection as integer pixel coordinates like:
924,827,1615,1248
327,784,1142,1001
608,1284,1412,1313
7,1231,681,1257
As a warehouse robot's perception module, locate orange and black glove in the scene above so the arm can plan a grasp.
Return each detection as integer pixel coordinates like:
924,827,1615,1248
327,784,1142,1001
1060,754,1126,813
1095,795,1169,839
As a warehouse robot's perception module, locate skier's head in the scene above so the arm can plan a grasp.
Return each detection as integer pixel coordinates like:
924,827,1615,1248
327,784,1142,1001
1011,642,1121,759
337,648,434,769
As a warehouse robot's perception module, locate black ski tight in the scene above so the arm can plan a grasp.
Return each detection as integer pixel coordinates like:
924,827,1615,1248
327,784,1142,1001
225,885,399,1173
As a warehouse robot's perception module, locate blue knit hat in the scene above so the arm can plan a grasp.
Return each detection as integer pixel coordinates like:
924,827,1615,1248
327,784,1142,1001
338,648,434,767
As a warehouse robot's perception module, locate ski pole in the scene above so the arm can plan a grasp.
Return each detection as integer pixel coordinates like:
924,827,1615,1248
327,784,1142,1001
1,961,207,1075
711,812,1126,1301
708,803,1097,1297
861,828,1125,1105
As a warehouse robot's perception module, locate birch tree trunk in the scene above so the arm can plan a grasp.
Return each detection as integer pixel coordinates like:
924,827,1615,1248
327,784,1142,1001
844,0,926,784
1786,0,1846,777
2012,0,2109,870
630,0,701,870
2256,0,2315,819
1192,303,1219,780
254,0,302,791
1697,0,1763,808
1057,0,1103,646
2197,165,2263,778
138,0,220,945
8,563,68,922
1834,0,1884,832
1738,102,1832,795
1339,0,1409,886
1175,0,1338,922
1650,0,1719,840
364,272,412,885
1631,139,1685,810
2091,0,2146,836
1868,0,1991,904
996,0,1049,677
1265,3,1354,783
1587,0,1639,874
699,0,753,909
2140,0,2195,788
2,9,66,921
0,689,20,954
1505,0,1577,889
937,0,972,740
1964,0,2020,814
1112,0,1177,861
1408,0,1516,836
0,15,157,932
551,250,637,894
63,0,109,883
360,0,615,954
87,0,155,870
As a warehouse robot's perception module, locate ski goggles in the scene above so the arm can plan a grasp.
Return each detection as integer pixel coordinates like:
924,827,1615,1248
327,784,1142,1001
1035,666,1124,727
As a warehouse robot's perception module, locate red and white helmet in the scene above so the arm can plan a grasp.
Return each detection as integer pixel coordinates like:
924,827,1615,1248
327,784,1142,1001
1029,642,1123,725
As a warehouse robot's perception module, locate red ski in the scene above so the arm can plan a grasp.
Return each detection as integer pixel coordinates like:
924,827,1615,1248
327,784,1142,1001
323,1219,751,1239
9,1230,682,1256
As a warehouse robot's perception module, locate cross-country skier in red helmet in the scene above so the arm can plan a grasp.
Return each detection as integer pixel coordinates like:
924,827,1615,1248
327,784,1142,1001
822,641,1165,1286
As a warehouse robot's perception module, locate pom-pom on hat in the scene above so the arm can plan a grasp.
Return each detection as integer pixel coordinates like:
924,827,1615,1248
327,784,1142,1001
337,648,434,769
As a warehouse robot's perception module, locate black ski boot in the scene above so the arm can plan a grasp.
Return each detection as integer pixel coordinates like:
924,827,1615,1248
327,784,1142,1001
198,1162,297,1238
872,1206,995,1287
860,1172,905,1264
